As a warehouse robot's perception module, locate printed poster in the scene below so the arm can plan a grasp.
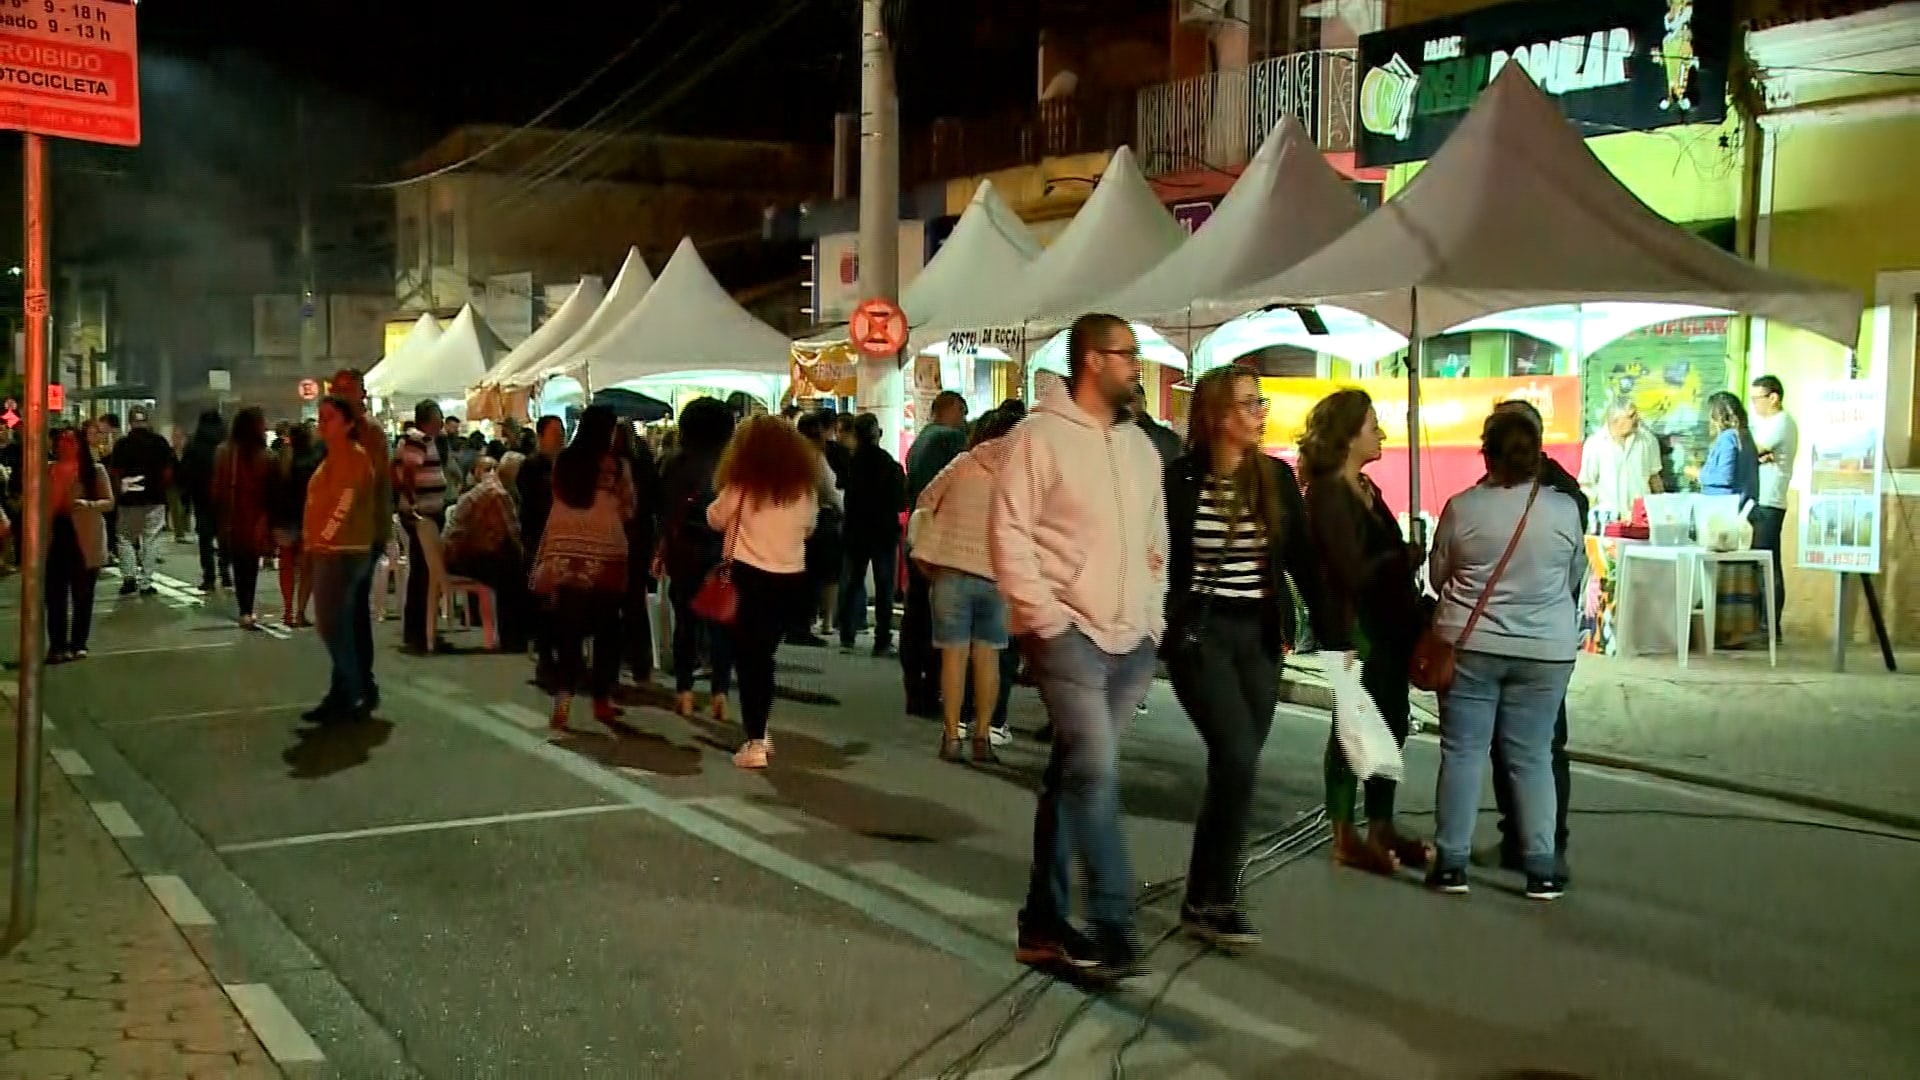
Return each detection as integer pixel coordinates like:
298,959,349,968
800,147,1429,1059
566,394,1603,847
1796,379,1884,573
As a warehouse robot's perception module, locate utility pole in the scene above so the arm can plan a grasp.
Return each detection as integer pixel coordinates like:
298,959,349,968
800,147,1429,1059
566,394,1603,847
856,0,903,445
296,96,319,375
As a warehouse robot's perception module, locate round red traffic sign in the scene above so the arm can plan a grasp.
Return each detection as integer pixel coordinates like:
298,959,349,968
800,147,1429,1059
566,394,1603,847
849,298,908,358
298,378,321,401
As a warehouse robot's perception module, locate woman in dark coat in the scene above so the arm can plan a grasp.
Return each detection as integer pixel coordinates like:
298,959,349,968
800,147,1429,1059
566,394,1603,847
212,407,276,629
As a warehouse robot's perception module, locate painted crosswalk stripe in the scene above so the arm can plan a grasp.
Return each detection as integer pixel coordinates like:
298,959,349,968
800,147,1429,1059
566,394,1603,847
143,874,216,927
89,801,143,838
223,983,326,1063
411,674,465,697
684,796,801,837
49,748,92,777
847,861,1002,921
216,803,637,853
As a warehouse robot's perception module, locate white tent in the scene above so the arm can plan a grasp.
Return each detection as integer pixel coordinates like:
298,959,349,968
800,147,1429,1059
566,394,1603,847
1195,64,1864,349
477,274,606,392
371,304,506,402
904,179,1040,334
363,313,441,393
504,247,655,387
913,146,1187,351
1100,117,1364,335
563,237,793,387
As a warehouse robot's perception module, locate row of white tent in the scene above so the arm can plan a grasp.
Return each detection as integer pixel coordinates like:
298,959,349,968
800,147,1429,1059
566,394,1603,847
374,66,1862,419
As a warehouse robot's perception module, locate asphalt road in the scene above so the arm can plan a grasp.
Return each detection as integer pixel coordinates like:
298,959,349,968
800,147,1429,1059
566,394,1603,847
14,541,1920,1079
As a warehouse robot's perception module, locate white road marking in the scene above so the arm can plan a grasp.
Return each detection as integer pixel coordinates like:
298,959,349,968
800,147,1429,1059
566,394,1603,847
215,803,638,854
222,983,326,1064
110,703,310,728
49,748,92,776
683,795,801,836
143,874,216,927
847,861,1003,921
85,641,236,659
617,765,655,780
89,801,143,838
410,674,466,697
488,702,551,730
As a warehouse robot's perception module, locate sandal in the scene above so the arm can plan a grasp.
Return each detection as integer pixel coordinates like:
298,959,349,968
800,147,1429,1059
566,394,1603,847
1332,822,1398,876
939,735,965,762
970,737,1001,766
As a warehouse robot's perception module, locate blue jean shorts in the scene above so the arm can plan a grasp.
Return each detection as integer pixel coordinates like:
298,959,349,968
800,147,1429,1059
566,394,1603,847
930,570,1009,649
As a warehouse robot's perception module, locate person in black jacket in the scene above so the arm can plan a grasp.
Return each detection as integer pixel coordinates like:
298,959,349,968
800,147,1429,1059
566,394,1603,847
1483,399,1585,878
176,410,230,591
1164,368,1329,949
838,412,905,656
106,406,176,596
617,421,663,683
518,415,565,685
657,398,736,718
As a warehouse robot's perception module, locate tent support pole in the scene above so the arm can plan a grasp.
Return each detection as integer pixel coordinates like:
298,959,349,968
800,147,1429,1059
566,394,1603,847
1407,288,1426,548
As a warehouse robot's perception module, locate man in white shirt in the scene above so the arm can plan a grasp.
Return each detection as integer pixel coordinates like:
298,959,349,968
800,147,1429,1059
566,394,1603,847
1577,399,1664,521
991,312,1168,984
1748,375,1797,637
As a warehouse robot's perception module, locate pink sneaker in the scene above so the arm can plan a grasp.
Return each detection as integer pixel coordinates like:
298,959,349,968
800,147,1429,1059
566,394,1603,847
733,739,769,770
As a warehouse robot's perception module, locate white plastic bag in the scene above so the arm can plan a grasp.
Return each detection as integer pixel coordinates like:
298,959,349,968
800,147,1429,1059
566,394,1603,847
1319,651,1405,784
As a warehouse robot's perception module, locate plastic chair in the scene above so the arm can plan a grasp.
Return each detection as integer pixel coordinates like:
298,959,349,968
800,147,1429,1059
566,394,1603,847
441,575,499,651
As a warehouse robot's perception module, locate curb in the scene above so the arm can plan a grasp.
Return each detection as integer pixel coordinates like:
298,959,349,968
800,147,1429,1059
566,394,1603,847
1275,675,1920,834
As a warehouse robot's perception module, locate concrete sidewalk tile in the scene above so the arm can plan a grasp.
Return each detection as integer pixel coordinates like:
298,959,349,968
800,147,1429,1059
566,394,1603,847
1,727,283,1078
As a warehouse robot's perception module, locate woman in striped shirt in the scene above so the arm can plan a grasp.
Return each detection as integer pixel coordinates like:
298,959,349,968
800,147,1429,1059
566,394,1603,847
1163,367,1328,951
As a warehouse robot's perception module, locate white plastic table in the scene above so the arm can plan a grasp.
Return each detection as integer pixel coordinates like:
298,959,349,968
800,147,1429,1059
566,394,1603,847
1615,543,1778,668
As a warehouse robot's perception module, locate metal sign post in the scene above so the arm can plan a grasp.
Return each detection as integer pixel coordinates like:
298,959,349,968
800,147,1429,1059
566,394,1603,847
8,133,50,950
1,0,143,949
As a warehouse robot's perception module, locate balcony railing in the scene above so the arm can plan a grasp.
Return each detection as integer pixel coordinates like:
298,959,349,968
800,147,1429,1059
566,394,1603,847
1134,49,1357,177
895,48,1357,190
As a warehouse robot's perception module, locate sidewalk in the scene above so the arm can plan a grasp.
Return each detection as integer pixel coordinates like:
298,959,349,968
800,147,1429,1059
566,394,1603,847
1280,644,1920,828
0,721,281,1079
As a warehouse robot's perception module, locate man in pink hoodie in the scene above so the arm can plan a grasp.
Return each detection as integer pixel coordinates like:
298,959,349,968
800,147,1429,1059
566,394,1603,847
991,313,1168,982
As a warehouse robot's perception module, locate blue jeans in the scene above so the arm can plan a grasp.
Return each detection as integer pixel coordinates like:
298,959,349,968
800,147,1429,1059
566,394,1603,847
1434,650,1574,878
311,552,376,708
1021,628,1158,939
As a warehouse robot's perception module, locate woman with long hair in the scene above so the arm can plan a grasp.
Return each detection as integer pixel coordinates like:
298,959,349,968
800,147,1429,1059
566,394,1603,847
658,398,736,719
910,406,1021,765
214,407,276,629
1162,367,1329,947
46,426,116,662
178,409,230,591
270,423,321,626
530,405,634,730
303,396,382,723
1298,388,1429,876
707,414,818,770
1693,391,1761,507
444,455,531,652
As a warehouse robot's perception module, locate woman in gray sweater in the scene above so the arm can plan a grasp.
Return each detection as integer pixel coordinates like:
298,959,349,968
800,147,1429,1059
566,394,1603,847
1425,410,1585,902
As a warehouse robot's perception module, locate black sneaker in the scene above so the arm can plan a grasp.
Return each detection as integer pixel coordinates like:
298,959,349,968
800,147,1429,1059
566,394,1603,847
1088,928,1147,983
1426,866,1470,895
118,580,138,596
1525,875,1567,902
1181,903,1261,950
139,585,159,597
1015,922,1100,972
301,699,347,725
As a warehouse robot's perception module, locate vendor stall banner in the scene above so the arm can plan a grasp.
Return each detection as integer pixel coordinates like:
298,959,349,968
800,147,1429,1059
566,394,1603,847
1356,0,1731,167
1796,379,1885,574
1258,375,1582,450
790,342,859,399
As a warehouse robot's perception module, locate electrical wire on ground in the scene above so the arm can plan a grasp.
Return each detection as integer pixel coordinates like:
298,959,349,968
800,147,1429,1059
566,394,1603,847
882,807,1330,1080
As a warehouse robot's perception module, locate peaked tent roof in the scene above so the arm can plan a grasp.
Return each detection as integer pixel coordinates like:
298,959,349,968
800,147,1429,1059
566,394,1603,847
1197,65,1863,349
508,247,655,386
364,313,442,395
1097,117,1365,325
902,179,1041,331
561,237,794,385
911,146,1187,349
373,304,506,401
477,274,606,391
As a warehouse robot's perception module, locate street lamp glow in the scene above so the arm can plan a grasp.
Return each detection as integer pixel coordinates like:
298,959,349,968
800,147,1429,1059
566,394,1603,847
6,267,19,276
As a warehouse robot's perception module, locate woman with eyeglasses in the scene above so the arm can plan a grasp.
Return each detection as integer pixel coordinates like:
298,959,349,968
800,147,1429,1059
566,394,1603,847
1163,367,1328,949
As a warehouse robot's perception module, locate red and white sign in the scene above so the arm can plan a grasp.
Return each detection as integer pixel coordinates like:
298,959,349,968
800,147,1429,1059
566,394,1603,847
0,0,141,147
46,382,63,411
297,377,322,401
2,398,17,428
849,298,908,358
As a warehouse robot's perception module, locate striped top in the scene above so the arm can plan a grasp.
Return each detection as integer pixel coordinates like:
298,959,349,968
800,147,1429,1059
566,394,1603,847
398,432,448,517
1193,475,1269,601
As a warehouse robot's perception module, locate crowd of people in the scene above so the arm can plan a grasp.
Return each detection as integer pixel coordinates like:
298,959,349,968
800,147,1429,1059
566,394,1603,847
13,310,1766,990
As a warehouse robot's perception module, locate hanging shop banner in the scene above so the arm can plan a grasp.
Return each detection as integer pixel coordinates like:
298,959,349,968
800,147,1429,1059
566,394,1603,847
1258,375,1583,450
1356,0,1731,167
1796,379,1884,574
790,342,859,399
